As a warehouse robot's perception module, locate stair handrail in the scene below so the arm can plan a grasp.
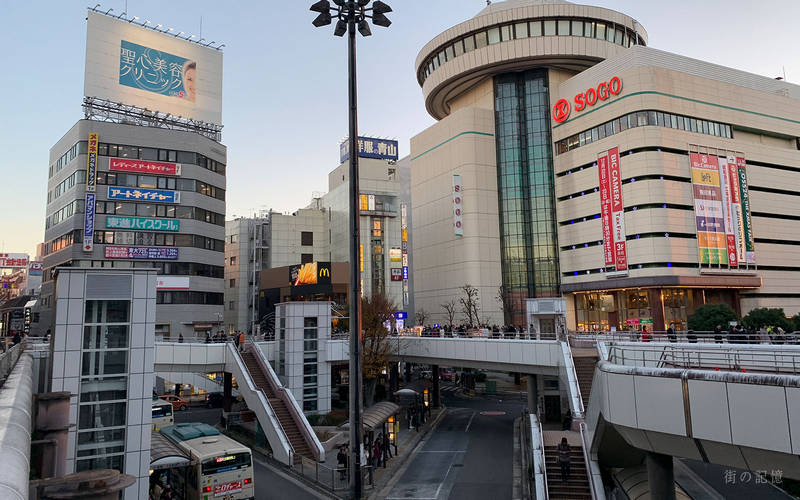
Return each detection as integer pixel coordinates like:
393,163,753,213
225,342,293,463
579,421,605,500
529,413,548,500
249,340,324,461
560,341,585,418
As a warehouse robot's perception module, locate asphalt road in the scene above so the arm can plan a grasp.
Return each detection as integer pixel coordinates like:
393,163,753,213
173,406,222,425
385,388,525,500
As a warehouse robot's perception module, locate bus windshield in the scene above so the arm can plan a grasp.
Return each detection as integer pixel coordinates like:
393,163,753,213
201,453,252,475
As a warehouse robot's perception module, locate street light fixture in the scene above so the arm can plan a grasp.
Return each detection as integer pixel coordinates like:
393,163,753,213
309,2,391,498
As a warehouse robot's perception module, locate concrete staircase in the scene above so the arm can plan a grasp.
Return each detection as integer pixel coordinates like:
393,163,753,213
240,350,313,462
573,355,599,410
544,443,593,499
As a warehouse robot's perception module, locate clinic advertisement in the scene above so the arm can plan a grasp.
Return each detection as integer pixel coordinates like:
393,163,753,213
607,147,627,271
86,133,98,193
104,246,179,260
83,193,96,253
597,152,615,267
690,153,726,265
107,186,180,203
737,156,756,264
717,156,738,267
119,40,195,100
109,157,181,175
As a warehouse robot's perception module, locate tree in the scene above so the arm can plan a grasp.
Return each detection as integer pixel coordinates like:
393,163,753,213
687,304,738,332
792,314,800,333
361,293,397,407
441,300,457,328
415,308,430,327
496,285,517,325
742,307,791,331
459,284,480,326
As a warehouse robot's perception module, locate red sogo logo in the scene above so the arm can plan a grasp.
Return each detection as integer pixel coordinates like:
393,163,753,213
552,76,623,123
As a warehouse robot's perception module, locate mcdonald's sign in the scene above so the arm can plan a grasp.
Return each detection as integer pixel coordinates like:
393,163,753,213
290,261,332,286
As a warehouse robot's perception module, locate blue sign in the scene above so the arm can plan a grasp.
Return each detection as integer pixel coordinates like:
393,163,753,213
402,266,409,280
119,40,195,101
107,186,180,203
83,193,96,252
393,312,407,320
340,136,399,163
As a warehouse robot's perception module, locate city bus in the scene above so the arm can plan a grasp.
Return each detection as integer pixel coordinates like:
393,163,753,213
152,398,174,430
160,423,255,500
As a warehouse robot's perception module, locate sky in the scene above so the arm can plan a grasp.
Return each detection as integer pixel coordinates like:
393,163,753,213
1,0,799,259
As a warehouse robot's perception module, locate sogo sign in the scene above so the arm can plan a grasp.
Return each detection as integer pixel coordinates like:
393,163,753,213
552,77,623,124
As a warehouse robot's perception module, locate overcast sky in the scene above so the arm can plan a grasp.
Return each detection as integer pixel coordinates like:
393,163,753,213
1,0,798,258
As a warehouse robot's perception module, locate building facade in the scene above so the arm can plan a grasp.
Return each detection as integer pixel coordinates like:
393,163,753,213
411,0,800,331
42,120,227,338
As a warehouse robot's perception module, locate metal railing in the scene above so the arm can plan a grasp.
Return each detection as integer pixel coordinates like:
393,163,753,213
605,342,800,375
579,422,600,500
572,330,797,344
0,342,23,387
291,455,374,492
560,342,585,418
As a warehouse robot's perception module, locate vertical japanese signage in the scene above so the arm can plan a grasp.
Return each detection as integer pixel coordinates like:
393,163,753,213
401,203,409,306
690,152,727,266
717,156,738,267
737,156,756,264
83,193,96,253
726,155,746,264
597,153,615,267
452,174,463,236
607,148,627,271
86,133,98,192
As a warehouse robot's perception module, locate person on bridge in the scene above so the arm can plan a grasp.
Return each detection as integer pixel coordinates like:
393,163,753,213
178,333,183,343
557,437,571,482
641,326,651,343
238,331,245,352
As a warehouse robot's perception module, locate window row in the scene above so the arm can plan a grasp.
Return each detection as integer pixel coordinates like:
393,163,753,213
49,169,86,204
45,229,81,255
151,262,224,278
419,17,644,84
49,140,226,179
555,110,733,156
97,172,225,201
47,199,85,229
95,201,224,226
156,291,224,305
93,230,224,252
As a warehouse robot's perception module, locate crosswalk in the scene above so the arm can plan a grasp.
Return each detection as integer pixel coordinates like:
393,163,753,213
440,381,462,396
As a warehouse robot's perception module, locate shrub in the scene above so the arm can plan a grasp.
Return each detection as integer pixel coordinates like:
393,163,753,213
741,307,790,331
687,304,738,332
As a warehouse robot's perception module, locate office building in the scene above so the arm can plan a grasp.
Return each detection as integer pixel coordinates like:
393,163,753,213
410,0,800,331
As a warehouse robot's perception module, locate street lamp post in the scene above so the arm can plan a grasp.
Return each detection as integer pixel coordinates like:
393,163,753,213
310,2,392,498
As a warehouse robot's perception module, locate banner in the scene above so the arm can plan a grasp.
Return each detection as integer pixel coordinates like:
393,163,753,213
104,246,179,260
106,216,179,232
109,157,181,175
87,133,98,193
597,153,615,267
83,193,96,252
107,186,180,203
737,157,756,264
717,156,738,267
690,153,726,265
453,174,463,236
727,155,746,262
607,147,627,271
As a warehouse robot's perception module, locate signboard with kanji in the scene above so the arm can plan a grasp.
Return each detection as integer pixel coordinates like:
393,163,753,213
340,137,399,163
104,246,179,260
106,216,180,232
107,186,180,203
0,254,29,268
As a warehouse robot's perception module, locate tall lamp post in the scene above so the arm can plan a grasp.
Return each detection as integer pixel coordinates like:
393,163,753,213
310,1,392,498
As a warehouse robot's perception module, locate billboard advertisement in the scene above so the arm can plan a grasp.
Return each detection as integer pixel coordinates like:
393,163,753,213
109,157,181,175
0,254,29,268
83,193,96,252
453,174,463,236
107,186,180,203
340,137,399,163
717,156,738,267
106,216,179,232
28,261,43,276
85,11,223,125
597,153,615,267
105,246,179,260
87,133,98,193
690,153,726,265
737,156,756,264
156,277,190,290
600,147,627,272
290,262,332,286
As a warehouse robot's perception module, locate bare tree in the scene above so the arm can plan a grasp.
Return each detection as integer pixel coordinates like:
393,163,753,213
441,299,457,328
361,294,397,406
415,308,430,327
460,284,481,326
496,285,516,325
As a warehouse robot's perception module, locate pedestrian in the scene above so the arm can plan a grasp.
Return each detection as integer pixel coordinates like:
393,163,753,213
562,413,572,431
337,445,347,480
178,333,183,343
238,331,245,352
383,432,392,460
714,324,723,343
687,329,698,343
205,332,211,343
12,331,21,346
667,326,676,343
373,437,382,468
557,437,571,482
641,326,650,343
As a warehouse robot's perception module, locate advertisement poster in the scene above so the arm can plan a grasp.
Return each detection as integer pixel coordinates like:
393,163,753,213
28,261,43,276
737,156,756,264
290,262,332,286
86,133,98,193
83,193,96,252
597,152,615,267
120,40,195,101
104,246,179,260
107,186,180,203
726,155,745,263
106,216,179,232
607,147,627,271
340,137,399,163
690,153,726,265
453,174,463,236
109,157,181,175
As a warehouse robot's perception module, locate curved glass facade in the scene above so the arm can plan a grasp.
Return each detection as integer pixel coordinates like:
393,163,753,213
494,69,560,324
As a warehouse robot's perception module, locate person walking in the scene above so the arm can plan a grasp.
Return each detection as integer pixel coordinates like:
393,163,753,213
641,326,651,343
667,326,677,343
337,445,347,480
383,432,392,461
12,331,21,346
238,331,245,352
373,437,382,468
714,324,723,343
178,333,184,343
557,437,571,482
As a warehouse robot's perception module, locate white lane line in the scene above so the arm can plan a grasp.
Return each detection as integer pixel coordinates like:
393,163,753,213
465,410,476,432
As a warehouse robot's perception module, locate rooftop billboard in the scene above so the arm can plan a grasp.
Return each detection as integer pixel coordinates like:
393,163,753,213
84,11,223,125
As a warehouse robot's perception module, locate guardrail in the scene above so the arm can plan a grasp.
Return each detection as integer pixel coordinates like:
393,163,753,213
571,330,796,344
291,455,374,492
560,342,585,418
579,422,603,500
529,413,547,500
605,342,800,375
0,342,23,387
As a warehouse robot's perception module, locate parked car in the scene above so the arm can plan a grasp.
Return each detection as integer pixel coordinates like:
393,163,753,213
159,394,189,411
206,392,225,408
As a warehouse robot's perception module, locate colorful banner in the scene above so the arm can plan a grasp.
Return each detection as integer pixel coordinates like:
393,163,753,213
453,174,463,236
727,155,746,262
109,157,181,176
737,157,756,264
597,153,615,266
717,156,738,267
87,133,98,193
106,216,180,232
690,153,726,265
104,246,179,260
607,148,627,271
83,193,96,253
107,186,180,203
119,40,195,100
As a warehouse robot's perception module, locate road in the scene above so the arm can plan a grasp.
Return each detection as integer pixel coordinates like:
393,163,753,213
385,384,525,500
173,406,222,425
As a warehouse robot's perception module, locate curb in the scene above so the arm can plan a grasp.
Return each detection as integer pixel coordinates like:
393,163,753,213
368,407,448,500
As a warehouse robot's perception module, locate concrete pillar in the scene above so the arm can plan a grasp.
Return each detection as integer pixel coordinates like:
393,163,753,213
431,364,440,408
390,363,400,397
646,452,676,500
404,362,412,383
223,372,233,412
526,374,538,414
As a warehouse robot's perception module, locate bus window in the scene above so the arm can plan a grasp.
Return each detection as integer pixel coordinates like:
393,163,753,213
152,400,174,430
201,453,252,475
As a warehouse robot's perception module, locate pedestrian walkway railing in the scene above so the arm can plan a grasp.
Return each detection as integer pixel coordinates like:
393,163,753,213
579,421,604,500
528,413,547,500
571,330,797,345
604,342,800,375
291,455,374,492
560,342,585,418
0,342,23,387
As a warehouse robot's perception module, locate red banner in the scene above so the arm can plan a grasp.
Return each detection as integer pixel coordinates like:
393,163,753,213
109,157,181,176
608,147,627,271
598,154,615,266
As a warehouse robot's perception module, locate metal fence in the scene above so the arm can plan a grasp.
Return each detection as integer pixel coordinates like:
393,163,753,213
291,455,373,492
0,342,23,387
572,330,797,344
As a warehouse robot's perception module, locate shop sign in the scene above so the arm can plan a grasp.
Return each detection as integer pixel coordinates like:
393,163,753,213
0,253,29,268
109,157,181,176
86,133,98,192
640,318,653,325
402,266,409,280
156,277,190,290
598,153,614,267
83,193,96,252
104,246,179,260
553,77,623,123
737,157,755,264
106,216,179,232
107,186,180,203
390,268,402,281
598,147,626,272
453,174,463,236
625,318,640,326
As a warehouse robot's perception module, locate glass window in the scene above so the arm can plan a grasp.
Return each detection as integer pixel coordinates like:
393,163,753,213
584,21,594,37
514,22,528,38
487,27,501,44
530,20,542,37
606,25,615,42
85,300,129,324
543,20,556,36
454,40,464,56
615,28,623,44
571,20,583,36
108,144,118,157
137,204,156,217
138,176,157,189
445,45,454,61
168,150,177,162
475,31,488,48
301,231,313,246
501,25,511,41
437,50,446,64
464,35,475,52
557,20,570,35
83,325,128,349
78,401,126,428
595,23,606,40
81,351,127,376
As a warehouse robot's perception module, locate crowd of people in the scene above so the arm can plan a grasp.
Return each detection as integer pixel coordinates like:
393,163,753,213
418,323,547,339
336,432,394,481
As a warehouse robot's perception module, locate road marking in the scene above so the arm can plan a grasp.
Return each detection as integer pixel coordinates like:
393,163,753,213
465,411,476,432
